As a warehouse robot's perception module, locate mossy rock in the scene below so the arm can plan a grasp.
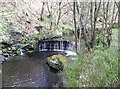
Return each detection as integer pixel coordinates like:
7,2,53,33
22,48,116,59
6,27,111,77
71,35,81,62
0,50,2,55
47,54,68,70
16,50,21,55
11,46,17,51
8,47,12,51
7,50,12,53
2,48,7,52
3,53,9,57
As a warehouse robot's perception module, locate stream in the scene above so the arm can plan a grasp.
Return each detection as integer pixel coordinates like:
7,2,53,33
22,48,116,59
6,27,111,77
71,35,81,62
2,39,84,88
2,51,63,88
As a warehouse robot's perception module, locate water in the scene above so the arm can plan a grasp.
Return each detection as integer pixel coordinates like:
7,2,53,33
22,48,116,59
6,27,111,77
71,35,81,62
2,40,79,88
2,51,63,87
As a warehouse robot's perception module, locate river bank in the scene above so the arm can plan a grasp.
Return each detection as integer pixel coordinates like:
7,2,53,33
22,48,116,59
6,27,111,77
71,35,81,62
59,28,119,87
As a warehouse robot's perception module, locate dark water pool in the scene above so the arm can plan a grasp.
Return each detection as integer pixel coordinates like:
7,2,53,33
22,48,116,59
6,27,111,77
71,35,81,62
2,51,63,87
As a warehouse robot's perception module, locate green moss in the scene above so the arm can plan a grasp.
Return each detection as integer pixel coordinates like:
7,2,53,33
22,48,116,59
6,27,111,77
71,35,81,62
47,54,68,70
16,50,21,55
2,49,7,52
7,50,12,53
12,46,17,51
3,53,9,57
48,54,68,65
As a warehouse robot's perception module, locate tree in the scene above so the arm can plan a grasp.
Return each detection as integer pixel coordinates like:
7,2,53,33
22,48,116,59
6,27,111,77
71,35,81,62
73,1,78,53
118,2,120,28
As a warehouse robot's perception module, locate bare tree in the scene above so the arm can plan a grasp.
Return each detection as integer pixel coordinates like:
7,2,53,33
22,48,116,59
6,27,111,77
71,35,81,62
101,2,118,48
73,1,78,53
40,2,45,21
56,2,62,25
92,1,101,47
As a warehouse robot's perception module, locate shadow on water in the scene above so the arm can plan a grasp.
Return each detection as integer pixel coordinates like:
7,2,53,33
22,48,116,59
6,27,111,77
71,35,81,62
2,51,64,87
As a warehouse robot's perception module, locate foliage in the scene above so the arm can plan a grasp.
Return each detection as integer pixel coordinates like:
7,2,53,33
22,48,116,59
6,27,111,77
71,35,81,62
59,25,73,36
60,28,118,87
93,33,104,50
112,28,119,33
38,28,62,40
0,21,14,43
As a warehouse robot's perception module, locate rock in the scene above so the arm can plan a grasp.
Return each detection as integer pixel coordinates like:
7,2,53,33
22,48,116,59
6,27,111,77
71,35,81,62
8,47,12,50
11,46,17,51
1,42,11,48
7,50,12,53
0,55,5,63
10,32,23,44
63,50,77,57
2,49,7,53
2,35,10,43
3,53,9,57
47,54,68,71
0,50,2,55
17,49,26,55
21,44,35,53
16,50,21,55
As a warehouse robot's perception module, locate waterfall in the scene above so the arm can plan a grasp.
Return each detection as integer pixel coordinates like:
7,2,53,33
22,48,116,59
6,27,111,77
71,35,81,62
39,40,75,52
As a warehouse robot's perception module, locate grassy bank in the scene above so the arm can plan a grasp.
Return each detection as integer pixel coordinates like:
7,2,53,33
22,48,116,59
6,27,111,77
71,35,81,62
60,28,119,87
60,48,118,87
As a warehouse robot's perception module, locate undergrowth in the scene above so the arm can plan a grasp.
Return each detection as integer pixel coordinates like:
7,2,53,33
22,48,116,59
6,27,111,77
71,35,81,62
60,48,118,87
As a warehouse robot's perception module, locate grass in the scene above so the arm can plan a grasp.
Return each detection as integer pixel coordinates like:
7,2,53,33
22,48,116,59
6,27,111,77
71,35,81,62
60,48,118,87
60,28,119,87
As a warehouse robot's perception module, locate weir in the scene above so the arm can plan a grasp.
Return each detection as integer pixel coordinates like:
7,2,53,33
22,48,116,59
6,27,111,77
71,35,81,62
39,40,74,51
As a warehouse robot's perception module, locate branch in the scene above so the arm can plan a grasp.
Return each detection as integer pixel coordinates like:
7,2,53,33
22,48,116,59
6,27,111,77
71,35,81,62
60,10,69,18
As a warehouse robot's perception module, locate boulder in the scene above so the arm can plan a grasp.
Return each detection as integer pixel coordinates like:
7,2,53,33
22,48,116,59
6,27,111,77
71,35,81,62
10,32,24,44
47,54,68,71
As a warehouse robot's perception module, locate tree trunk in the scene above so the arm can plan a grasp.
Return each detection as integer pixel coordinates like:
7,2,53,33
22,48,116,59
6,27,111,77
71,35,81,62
90,2,94,49
73,2,78,53
118,2,120,28
76,1,81,51
40,2,45,21
57,2,62,25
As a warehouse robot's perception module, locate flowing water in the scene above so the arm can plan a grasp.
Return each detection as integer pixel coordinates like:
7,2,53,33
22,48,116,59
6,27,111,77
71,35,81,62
2,51,63,87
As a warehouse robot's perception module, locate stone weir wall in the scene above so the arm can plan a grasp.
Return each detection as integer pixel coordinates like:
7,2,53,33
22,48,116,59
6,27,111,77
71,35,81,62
39,40,74,51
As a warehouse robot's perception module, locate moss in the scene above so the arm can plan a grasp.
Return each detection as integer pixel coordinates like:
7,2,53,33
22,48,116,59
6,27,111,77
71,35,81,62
2,49,7,52
47,54,68,70
3,53,9,57
16,50,21,55
48,54,68,65
7,50,12,53
11,46,17,51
